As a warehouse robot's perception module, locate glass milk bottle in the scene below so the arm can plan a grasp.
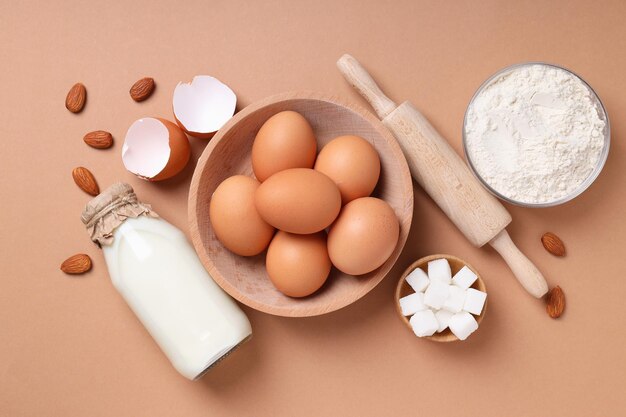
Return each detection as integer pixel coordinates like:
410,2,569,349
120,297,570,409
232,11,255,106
82,183,251,380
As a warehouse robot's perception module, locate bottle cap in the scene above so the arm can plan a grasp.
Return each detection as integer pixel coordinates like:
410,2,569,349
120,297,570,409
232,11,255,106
81,182,158,246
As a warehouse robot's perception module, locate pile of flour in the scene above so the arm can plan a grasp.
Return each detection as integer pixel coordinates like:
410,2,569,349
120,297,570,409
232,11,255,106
464,64,606,204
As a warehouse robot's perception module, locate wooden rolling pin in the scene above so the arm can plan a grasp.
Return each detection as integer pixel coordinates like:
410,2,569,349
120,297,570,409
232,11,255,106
337,54,548,298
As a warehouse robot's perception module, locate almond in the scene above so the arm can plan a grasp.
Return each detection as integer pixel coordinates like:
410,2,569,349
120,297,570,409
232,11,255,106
546,286,565,318
65,83,87,113
60,254,92,274
72,167,100,196
129,77,155,102
83,130,113,149
541,232,566,257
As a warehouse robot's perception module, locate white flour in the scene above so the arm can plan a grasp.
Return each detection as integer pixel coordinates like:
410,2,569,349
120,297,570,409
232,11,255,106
464,64,606,204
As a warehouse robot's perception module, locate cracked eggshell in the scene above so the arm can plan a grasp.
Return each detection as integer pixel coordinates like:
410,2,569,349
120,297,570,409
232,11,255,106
172,75,237,139
122,117,191,182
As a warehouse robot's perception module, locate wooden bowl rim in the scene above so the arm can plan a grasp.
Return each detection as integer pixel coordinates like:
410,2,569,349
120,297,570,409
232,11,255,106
395,254,487,342
188,91,414,317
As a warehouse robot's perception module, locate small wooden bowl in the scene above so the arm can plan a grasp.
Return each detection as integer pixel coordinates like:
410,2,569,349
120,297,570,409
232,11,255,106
395,254,487,342
189,91,413,317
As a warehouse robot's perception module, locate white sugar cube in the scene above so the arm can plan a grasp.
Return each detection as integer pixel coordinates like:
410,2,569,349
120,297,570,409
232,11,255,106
434,309,454,333
405,268,430,293
448,312,479,341
399,292,426,316
442,285,466,313
428,258,451,284
423,279,450,309
410,309,439,337
452,266,478,290
463,288,487,315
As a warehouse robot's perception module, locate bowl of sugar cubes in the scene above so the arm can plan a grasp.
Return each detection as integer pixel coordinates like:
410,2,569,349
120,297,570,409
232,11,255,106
395,254,487,342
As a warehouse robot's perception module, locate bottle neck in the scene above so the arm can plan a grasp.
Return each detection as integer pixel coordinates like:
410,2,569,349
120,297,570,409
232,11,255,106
81,182,158,247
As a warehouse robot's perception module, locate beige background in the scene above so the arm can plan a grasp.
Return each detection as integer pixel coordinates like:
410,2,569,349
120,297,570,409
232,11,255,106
1,0,625,416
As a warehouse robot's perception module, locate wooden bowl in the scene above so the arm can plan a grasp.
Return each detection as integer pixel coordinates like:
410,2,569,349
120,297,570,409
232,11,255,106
395,254,487,342
188,91,413,317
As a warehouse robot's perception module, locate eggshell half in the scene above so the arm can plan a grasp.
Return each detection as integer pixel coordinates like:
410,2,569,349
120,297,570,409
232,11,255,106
173,75,237,139
122,117,190,181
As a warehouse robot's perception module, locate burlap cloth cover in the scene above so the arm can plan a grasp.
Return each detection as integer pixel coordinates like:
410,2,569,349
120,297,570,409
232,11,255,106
81,182,158,246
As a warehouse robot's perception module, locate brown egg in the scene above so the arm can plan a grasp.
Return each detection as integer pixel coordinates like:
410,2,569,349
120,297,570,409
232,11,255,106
266,231,331,297
328,197,399,275
255,168,341,234
252,111,317,181
209,175,275,256
314,135,381,204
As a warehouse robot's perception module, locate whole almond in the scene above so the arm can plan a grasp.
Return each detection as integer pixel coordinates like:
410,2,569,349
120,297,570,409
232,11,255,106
129,77,155,102
65,83,87,113
541,232,566,257
60,254,92,274
83,130,113,149
72,167,100,196
546,286,565,318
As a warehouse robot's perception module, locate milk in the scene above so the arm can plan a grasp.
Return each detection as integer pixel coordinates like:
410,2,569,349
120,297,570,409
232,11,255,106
102,216,251,380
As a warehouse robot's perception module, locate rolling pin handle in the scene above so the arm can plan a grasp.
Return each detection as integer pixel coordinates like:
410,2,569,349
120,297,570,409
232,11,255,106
336,54,398,119
489,230,549,298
